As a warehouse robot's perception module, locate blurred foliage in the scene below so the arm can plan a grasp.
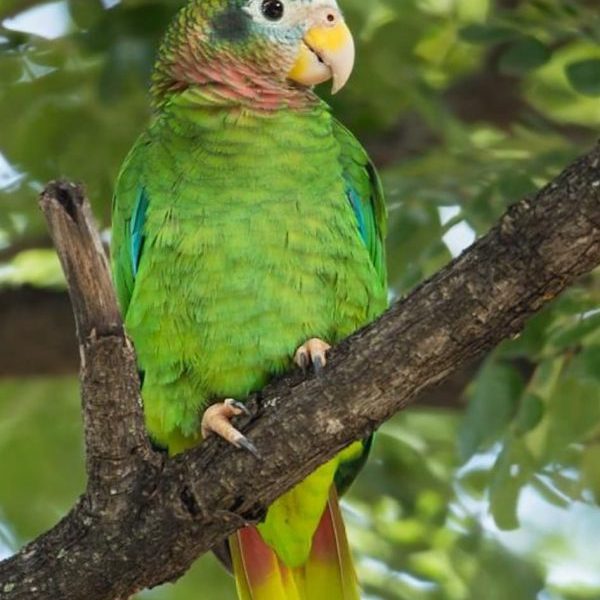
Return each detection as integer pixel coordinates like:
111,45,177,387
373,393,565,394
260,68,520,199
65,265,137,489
1,0,600,598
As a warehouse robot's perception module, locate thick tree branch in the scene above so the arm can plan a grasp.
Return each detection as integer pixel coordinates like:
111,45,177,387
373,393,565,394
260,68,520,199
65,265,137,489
1,146,599,600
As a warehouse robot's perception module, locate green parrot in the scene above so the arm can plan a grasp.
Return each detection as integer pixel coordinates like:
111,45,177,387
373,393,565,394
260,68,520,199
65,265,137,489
111,0,387,597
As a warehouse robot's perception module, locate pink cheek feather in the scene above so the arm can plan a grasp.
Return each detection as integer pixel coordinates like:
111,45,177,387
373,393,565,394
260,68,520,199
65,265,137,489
170,42,312,111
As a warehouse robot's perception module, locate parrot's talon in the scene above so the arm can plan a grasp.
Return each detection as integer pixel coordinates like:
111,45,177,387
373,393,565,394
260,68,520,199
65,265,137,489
236,436,261,459
313,354,324,375
201,399,258,458
294,338,331,374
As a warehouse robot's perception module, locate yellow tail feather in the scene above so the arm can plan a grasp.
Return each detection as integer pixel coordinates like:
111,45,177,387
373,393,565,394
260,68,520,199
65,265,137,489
230,487,359,600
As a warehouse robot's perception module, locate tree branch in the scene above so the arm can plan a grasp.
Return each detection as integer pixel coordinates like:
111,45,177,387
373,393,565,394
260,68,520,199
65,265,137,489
1,146,599,600
39,182,157,516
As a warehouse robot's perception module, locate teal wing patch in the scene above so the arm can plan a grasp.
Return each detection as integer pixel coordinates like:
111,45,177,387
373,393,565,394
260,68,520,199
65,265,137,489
130,188,149,278
333,119,387,288
347,185,368,244
111,134,149,318
112,185,148,317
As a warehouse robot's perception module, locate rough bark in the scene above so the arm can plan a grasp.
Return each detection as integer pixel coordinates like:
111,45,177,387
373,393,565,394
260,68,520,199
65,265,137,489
1,145,599,600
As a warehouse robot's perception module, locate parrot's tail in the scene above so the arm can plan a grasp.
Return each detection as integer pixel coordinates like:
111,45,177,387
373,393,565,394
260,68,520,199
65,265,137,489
230,486,360,600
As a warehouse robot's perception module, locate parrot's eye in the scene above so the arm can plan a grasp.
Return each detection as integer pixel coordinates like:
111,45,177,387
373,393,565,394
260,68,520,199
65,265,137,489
261,0,284,21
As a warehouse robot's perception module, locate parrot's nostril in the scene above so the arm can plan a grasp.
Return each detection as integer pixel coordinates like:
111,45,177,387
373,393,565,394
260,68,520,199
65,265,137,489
326,13,335,23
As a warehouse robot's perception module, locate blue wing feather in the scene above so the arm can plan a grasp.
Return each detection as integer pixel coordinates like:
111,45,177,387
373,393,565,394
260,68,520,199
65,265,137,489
129,187,149,278
346,184,368,245
333,119,387,288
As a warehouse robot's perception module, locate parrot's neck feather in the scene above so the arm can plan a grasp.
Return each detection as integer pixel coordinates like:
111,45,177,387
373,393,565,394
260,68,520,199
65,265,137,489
152,41,317,112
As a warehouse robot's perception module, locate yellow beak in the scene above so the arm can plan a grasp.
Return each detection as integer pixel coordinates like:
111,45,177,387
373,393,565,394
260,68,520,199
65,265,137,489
288,19,355,94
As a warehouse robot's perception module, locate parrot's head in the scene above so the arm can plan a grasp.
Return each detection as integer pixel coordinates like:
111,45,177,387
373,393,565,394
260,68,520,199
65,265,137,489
152,0,355,108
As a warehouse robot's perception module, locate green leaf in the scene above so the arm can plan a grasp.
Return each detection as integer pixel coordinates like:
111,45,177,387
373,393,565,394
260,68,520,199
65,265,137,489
581,444,600,503
512,393,544,435
459,360,524,460
580,344,600,376
459,24,515,44
548,312,600,351
543,349,600,460
0,54,23,86
565,59,600,96
489,437,535,530
499,37,552,75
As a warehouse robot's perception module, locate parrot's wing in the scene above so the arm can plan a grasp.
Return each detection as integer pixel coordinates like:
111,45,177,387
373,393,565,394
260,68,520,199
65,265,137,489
111,135,149,318
332,118,387,289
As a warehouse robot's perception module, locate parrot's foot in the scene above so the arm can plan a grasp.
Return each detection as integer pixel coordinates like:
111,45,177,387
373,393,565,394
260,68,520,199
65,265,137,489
294,338,332,375
201,399,259,458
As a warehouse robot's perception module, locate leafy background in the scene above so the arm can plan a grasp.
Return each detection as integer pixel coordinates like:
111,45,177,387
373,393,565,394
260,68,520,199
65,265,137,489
1,0,599,598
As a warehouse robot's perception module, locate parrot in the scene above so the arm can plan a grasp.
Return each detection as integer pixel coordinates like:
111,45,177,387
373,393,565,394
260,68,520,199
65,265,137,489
111,0,387,598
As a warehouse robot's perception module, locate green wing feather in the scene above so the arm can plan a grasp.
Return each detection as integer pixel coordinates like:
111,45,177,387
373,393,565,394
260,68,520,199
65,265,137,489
111,134,148,318
333,118,387,290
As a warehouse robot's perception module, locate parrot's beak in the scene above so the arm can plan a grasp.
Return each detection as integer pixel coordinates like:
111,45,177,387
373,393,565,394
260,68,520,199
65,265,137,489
288,16,355,94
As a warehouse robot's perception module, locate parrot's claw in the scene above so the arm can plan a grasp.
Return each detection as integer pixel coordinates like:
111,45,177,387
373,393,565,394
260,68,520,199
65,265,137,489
294,338,332,375
313,354,325,375
201,399,259,458
237,437,260,458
